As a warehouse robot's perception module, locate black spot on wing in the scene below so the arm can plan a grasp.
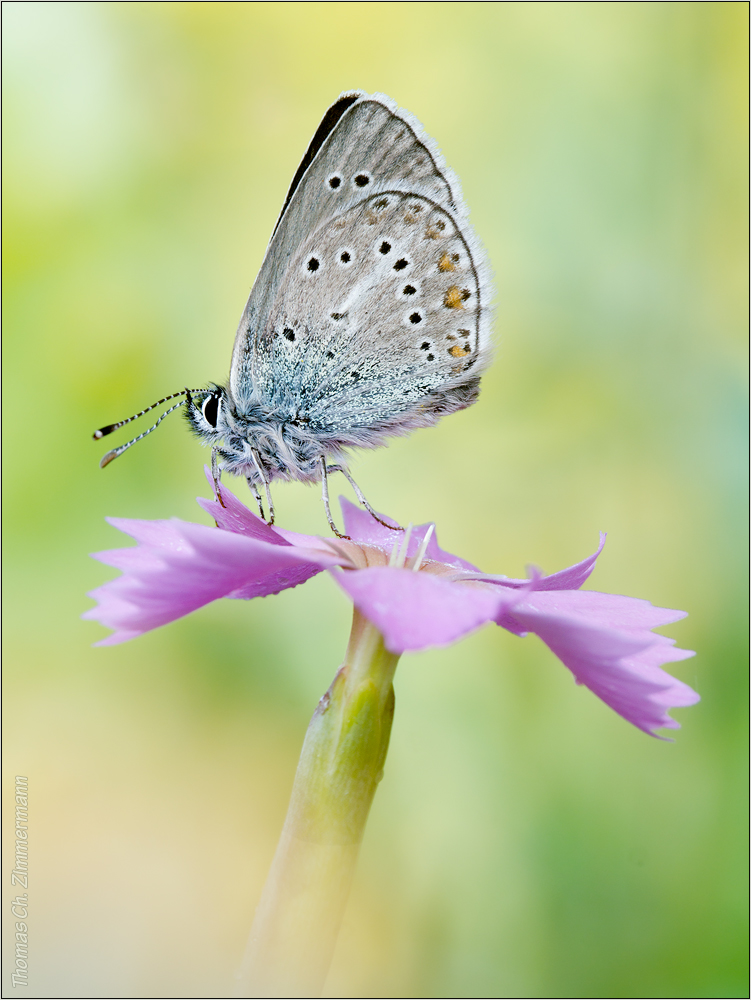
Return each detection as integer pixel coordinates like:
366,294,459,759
273,94,359,236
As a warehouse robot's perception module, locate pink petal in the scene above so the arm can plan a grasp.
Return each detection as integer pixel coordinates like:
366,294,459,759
198,469,348,555
497,590,698,737
84,518,337,644
530,532,607,591
339,497,479,571
339,495,401,543
468,533,607,591
198,489,291,544
334,566,522,654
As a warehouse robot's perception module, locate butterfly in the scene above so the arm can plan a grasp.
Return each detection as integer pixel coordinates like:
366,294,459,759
94,91,493,535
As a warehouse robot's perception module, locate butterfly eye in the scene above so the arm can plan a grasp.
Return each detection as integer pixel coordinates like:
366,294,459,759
202,393,220,428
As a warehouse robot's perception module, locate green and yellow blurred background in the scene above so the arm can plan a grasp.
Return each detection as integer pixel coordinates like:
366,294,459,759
3,3,747,996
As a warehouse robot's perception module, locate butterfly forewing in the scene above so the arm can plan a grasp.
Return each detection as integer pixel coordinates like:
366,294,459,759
229,91,492,451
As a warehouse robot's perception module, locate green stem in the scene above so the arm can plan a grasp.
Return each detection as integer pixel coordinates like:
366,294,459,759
233,608,400,998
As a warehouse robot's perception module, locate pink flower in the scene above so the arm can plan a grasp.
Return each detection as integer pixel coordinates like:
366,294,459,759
84,473,698,738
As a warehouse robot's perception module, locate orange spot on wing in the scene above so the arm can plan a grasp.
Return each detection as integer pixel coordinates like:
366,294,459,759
448,344,471,358
444,285,471,309
438,252,456,272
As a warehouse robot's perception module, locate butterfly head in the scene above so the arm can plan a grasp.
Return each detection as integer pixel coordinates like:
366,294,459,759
183,385,286,480
184,384,232,444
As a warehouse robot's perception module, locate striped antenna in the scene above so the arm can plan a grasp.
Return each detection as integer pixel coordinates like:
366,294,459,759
92,390,191,440
95,388,207,468
98,399,189,468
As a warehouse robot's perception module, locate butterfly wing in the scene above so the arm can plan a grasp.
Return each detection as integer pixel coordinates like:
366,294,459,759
230,92,492,451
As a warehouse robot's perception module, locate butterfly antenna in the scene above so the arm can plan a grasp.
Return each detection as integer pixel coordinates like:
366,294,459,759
93,390,192,439
95,390,202,468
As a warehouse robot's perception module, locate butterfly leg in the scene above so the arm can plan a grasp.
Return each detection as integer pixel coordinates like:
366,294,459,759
320,457,349,538
246,478,266,521
211,447,226,509
326,464,403,531
250,449,275,525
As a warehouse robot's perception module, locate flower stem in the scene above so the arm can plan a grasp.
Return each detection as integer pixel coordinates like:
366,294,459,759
233,608,400,998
